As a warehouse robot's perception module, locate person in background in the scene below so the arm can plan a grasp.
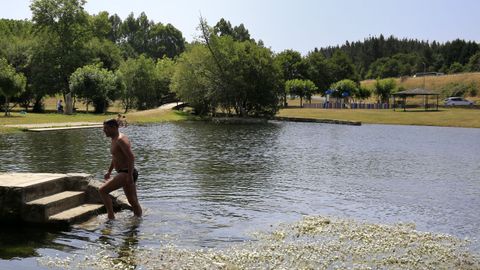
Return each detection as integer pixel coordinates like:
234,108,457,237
57,100,63,113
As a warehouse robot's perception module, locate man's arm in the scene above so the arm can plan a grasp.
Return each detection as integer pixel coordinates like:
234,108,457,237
104,160,114,180
117,137,135,184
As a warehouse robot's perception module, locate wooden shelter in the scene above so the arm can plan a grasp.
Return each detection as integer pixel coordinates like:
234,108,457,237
392,88,439,111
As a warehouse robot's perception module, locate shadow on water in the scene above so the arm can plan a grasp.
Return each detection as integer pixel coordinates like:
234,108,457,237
83,214,142,269
0,226,72,259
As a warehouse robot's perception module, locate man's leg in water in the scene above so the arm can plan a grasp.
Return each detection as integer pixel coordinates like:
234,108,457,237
123,176,142,217
99,173,127,219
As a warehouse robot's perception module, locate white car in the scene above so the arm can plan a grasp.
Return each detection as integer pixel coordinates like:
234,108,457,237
444,97,474,106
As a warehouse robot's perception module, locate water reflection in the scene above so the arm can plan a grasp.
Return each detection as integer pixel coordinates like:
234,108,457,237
0,227,64,259
95,216,141,268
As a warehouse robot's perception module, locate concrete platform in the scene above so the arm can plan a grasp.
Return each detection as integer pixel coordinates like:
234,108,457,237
0,173,69,187
0,172,131,227
28,125,103,132
4,122,103,132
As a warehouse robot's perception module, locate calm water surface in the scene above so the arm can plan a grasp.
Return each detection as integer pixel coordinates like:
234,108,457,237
1,121,479,268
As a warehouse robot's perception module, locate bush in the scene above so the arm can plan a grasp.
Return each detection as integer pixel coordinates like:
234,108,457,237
440,82,478,98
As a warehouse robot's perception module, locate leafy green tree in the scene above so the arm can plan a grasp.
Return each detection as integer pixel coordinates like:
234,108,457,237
373,78,396,103
119,12,185,60
0,19,36,111
285,79,317,107
330,79,358,102
304,50,332,94
30,0,90,99
107,13,122,43
172,19,281,117
0,58,26,116
170,44,216,115
69,64,122,113
448,62,464,74
467,52,480,72
89,11,112,39
118,55,161,111
154,57,176,104
213,18,234,37
274,49,305,106
213,18,251,42
328,50,359,82
85,38,123,70
356,86,372,101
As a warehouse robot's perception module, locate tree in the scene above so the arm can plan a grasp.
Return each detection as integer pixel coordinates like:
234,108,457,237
171,19,281,117
213,18,233,37
154,57,176,104
0,19,36,111
30,0,90,99
275,49,306,106
285,79,317,107
328,50,359,82
448,62,464,74
85,38,123,71
89,11,112,39
213,18,251,42
304,50,333,94
119,55,169,111
170,44,217,115
373,78,396,104
466,52,480,72
118,12,185,60
0,58,26,116
330,79,358,102
356,86,372,101
69,64,122,113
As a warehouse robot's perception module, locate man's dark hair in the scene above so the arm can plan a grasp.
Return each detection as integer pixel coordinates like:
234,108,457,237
104,118,119,128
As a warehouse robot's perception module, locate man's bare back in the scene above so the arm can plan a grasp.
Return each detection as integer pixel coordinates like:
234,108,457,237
99,119,142,219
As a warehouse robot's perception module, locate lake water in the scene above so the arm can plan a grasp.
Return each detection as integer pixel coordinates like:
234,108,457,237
1,121,479,269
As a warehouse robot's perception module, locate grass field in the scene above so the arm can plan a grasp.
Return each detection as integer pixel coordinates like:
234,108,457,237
0,109,191,133
361,72,480,104
278,107,480,128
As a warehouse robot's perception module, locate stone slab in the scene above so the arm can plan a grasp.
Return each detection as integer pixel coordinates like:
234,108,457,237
49,203,104,223
0,173,68,188
28,125,104,132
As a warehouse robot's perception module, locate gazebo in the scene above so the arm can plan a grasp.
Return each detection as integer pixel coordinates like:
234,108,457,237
392,88,439,111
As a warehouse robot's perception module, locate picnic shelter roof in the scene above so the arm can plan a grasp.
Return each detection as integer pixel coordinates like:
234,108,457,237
393,88,439,96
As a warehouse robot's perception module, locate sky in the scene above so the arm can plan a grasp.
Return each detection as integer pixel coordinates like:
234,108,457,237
1,0,479,54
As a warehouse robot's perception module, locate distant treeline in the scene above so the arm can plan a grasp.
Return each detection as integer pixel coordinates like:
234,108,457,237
319,35,480,79
1,0,479,116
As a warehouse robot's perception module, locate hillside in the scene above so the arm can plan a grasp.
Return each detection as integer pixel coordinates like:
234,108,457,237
361,72,480,102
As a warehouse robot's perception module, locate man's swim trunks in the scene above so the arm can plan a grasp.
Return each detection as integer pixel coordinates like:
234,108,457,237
116,168,138,183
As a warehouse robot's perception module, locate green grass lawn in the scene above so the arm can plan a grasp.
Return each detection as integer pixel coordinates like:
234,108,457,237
278,107,480,128
0,110,191,133
1,105,479,134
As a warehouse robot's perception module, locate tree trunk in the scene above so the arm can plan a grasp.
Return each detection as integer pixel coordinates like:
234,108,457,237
4,96,8,116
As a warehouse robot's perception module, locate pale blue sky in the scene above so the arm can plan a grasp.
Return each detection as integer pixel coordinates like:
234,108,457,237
1,0,479,54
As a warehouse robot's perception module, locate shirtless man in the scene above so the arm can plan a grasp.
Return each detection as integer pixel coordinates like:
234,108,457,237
99,119,142,219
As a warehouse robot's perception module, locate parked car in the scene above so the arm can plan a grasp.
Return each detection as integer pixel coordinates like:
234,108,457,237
444,97,474,106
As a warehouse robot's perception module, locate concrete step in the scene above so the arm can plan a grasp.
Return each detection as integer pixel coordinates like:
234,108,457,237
23,191,86,222
20,175,70,202
49,204,105,226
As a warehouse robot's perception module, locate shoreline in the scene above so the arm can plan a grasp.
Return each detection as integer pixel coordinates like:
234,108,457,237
1,106,480,134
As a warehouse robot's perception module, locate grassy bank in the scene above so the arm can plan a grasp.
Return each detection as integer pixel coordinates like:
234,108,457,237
361,72,480,103
278,107,480,128
0,109,191,133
